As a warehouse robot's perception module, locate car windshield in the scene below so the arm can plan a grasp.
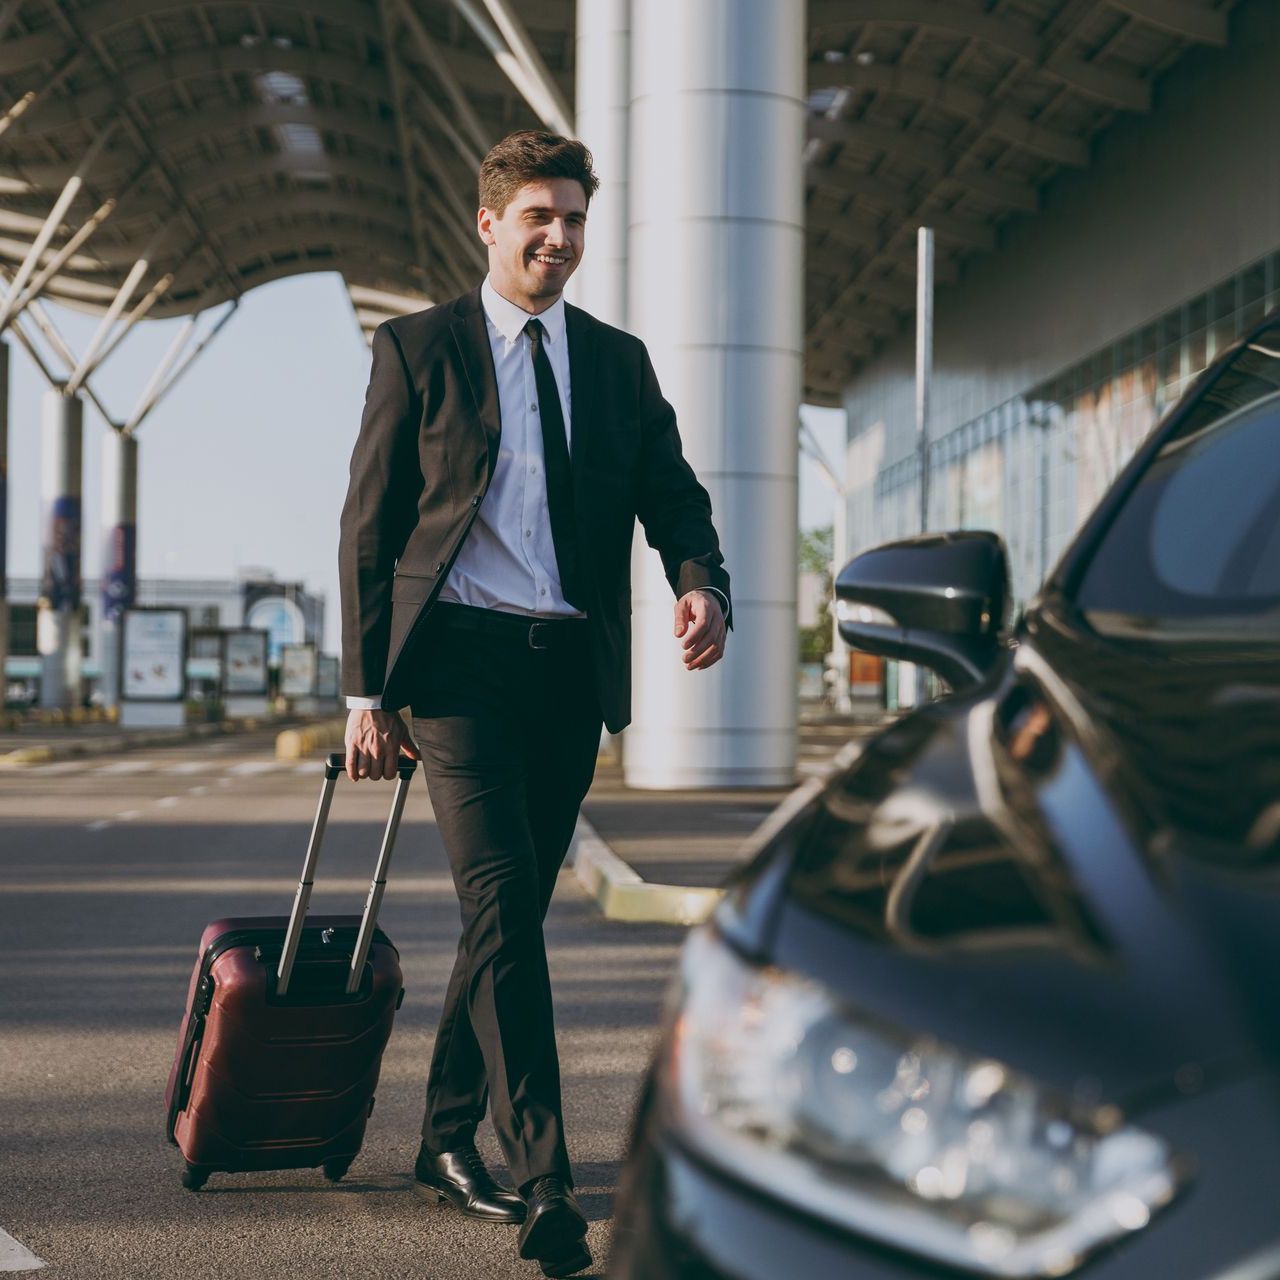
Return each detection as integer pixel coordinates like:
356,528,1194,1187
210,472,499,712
1074,326,1280,640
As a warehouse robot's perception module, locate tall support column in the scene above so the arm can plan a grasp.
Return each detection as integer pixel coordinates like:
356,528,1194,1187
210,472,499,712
625,0,806,788
570,0,629,328
99,429,138,708
0,340,8,705
38,390,83,709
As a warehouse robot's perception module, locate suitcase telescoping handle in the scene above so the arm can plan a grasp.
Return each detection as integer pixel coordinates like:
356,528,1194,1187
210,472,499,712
276,751,417,997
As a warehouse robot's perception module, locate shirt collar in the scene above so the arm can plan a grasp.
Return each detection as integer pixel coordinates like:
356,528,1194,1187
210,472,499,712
481,275,566,347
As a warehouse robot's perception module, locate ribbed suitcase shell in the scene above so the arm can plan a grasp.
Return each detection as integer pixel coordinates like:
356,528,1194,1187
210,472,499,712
165,913,403,1179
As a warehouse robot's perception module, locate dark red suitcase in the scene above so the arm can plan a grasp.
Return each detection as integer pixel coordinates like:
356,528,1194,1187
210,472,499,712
165,752,415,1190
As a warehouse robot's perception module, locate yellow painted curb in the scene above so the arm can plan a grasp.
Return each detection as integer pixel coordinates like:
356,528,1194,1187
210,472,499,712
275,717,347,760
569,816,722,926
0,745,56,767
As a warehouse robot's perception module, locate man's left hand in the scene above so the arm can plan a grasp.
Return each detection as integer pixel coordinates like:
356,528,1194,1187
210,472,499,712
674,590,727,672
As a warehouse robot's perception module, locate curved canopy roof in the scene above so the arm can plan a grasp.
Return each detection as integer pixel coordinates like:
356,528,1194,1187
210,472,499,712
0,0,1235,406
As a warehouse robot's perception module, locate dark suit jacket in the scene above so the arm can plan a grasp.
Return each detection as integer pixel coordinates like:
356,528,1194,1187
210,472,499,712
338,286,732,734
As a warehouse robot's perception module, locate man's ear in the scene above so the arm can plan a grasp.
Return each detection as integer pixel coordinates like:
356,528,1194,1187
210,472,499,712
477,206,497,246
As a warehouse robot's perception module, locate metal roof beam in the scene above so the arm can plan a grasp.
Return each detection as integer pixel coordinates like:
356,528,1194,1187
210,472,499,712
809,200,995,253
810,63,1094,165
1107,0,1229,45
809,0,1152,112
0,123,118,333
807,118,1066,206
448,0,573,134
395,0,493,156
810,159,1040,216
477,0,575,135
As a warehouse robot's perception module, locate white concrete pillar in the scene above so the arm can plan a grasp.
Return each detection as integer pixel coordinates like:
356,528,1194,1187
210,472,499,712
0,341,9,707
99,429,138,708
625,0,806,788
569,0,630,329
38,389,83,709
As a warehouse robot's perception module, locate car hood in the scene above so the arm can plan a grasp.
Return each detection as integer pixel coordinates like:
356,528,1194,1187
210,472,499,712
768,608,1280,1111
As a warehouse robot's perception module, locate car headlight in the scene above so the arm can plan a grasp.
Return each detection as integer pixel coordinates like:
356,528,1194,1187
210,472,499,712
663,927,1186,1278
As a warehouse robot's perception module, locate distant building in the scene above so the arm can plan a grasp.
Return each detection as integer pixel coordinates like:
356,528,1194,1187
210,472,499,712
4,572,325,689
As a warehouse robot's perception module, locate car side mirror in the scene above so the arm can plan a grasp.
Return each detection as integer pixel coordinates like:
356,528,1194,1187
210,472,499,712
834,531,1010,690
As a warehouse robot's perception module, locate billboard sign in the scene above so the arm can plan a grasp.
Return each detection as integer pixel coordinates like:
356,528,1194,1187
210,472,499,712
121,607,186,702
223,629,269,695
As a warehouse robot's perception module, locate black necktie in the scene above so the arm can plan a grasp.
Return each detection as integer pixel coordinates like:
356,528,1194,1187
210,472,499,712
524,318,585,610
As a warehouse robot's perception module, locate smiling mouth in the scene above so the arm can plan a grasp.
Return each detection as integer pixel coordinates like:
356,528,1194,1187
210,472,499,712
530,253,569,267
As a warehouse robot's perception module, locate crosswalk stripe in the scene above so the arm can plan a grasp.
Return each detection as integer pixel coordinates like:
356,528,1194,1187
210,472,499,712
161,762,205,774
225,760,287,775
95,761,151,774
37,761,87,775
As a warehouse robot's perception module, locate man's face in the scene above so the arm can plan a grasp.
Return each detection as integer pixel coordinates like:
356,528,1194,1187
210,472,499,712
478,178,586,310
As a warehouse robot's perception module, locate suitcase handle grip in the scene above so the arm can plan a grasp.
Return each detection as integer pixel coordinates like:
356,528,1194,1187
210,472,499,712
326,751,417,782
277,752,417,996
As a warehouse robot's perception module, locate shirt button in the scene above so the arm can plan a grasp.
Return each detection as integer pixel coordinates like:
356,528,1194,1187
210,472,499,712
524,529,531,538
530,403,538,412
539,588,547,597
530,464,538,474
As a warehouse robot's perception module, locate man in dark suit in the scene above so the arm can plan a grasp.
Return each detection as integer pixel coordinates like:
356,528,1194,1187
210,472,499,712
339,131,731,1278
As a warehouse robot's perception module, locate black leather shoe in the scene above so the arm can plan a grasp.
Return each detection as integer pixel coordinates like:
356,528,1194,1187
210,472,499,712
516,1176,592,1278
413,1144,526,1223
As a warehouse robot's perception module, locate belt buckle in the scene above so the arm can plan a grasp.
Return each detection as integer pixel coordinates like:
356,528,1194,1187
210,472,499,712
528,622,552,651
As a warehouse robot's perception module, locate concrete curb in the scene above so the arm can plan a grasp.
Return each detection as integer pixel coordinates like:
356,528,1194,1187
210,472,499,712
569,813,723,925
570,738,869,926
275,718,348,760
0,716,297,769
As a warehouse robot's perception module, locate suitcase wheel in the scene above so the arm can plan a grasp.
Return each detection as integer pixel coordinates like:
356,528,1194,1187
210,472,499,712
323,1157,353,1183
181,1164,210,1191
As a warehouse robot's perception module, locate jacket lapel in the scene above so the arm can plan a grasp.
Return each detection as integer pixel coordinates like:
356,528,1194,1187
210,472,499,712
449,288,502,485
565,303,596,498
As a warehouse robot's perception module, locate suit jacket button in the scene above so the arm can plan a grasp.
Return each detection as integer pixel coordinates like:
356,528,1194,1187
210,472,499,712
434,562,444,572
471,496,481,506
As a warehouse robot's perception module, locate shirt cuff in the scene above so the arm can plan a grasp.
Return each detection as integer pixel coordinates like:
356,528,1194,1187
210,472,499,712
345,695,383,710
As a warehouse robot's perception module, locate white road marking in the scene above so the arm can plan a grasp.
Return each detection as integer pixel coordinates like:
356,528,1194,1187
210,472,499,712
94,761,151,774
84,820,111,832
36,761,86,775
154,796,180,808
0,1226,45,1271
225,761,286,775
115,810,141,821
187,786,208,796
161,761,206,774
294,763,317,775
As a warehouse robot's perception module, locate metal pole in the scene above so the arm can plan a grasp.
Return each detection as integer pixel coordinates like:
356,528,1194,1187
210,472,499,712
0,124,116,333
0,341,8,706
38,390,84,710
916,225,934,534
99,428,138,709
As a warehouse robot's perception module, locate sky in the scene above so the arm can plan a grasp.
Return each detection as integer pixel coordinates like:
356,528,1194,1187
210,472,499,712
4,273,846,653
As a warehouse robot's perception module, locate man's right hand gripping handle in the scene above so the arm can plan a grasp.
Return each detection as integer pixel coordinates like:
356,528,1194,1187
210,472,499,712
344,709,422,781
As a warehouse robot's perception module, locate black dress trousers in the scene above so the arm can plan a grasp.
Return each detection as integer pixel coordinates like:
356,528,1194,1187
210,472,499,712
408,604,603,1191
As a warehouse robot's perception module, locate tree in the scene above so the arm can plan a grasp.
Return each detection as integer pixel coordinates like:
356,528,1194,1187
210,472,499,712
798,525,834,665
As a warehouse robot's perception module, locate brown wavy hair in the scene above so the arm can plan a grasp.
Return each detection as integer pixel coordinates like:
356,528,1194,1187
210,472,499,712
478,130,600,215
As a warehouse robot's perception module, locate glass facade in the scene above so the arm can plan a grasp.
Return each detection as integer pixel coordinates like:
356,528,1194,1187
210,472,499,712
850,248,1280,610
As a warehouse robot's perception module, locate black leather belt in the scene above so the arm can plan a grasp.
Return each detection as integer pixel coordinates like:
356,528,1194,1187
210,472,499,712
429,601,589,651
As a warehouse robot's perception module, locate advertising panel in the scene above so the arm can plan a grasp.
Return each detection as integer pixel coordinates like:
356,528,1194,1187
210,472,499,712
121,608,186,702
280,643,317,697
316,655,340,699
223,629,269,695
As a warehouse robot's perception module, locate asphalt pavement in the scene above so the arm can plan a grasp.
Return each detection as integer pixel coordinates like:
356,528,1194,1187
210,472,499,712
0,730,686,1279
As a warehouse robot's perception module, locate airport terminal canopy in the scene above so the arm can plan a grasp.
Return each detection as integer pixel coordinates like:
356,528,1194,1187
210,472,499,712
0,0,1235,404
